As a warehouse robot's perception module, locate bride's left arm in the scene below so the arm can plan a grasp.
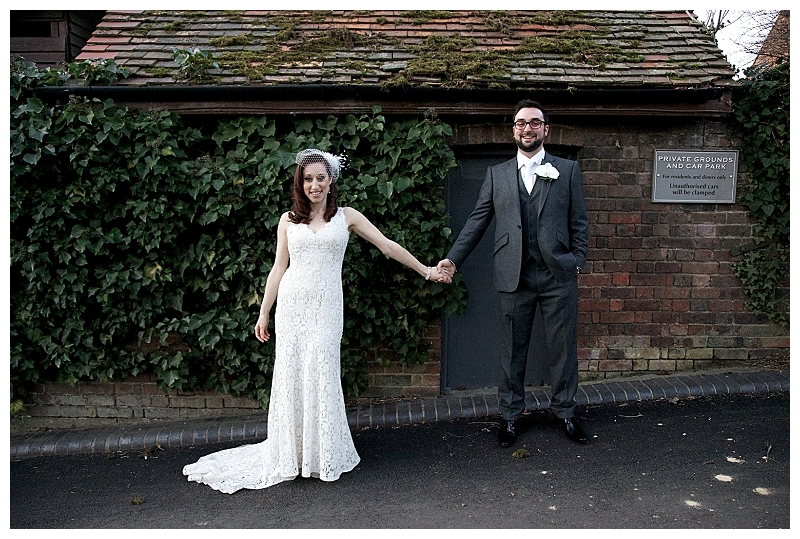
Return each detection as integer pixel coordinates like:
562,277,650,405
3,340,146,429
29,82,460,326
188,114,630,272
343,207,446,282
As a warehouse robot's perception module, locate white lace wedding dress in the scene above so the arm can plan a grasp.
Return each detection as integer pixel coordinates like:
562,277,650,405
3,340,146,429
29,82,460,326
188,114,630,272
183,208,360,493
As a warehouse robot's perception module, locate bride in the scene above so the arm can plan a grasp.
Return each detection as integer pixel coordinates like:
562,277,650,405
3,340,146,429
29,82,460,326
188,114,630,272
183,148,450,493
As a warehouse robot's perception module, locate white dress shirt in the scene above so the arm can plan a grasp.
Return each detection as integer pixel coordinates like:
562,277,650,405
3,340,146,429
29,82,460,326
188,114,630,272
517,148,545,194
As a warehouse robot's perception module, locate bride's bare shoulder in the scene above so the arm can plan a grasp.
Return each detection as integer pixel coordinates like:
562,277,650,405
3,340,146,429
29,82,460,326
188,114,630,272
342,207,364,218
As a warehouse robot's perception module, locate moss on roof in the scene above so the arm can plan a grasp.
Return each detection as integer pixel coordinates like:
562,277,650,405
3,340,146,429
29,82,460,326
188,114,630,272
78,10,736,89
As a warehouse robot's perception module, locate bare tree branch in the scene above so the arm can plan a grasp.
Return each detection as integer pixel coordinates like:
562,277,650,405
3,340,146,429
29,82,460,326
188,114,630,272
697,10,786,75
728,11,782,57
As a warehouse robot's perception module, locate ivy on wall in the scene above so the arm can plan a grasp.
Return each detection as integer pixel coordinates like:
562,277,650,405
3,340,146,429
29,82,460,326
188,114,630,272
10,57,467,409
729,60,789,326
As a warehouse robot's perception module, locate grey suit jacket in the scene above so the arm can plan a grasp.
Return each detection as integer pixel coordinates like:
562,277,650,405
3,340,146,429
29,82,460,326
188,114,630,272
446,152,589,291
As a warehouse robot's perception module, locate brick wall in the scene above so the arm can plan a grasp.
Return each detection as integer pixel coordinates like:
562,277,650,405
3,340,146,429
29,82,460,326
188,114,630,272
11,322,444,434
360,322,442,398
449,116,789,381
11,373,263,435
12,115,789,434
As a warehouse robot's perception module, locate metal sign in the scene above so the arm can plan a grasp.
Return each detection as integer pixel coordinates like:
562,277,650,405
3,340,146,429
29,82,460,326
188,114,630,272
652,150,738,203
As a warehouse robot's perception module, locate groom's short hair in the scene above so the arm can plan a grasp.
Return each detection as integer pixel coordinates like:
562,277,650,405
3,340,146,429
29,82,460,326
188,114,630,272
514,99,549,124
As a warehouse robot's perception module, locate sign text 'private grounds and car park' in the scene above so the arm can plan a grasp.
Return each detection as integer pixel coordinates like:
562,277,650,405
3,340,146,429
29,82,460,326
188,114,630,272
652,150,738,203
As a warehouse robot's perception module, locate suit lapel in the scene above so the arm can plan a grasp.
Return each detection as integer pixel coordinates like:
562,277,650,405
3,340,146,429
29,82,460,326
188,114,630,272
536,152,553,217
502,158,519,199
501,158,523,227
504,158,518,185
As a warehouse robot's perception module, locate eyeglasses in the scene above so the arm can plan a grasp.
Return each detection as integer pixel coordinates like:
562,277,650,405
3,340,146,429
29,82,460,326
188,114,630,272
513,119,546,130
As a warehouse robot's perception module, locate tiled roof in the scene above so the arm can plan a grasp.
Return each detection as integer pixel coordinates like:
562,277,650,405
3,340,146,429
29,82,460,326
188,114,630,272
77,10,736,90
753,10,789,69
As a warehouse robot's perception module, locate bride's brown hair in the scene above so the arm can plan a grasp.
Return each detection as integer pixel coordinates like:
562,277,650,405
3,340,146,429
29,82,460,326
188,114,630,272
288,155,339,224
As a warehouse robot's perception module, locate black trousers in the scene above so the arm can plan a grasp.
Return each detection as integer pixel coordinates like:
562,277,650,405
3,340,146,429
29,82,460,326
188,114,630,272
497,260,578,420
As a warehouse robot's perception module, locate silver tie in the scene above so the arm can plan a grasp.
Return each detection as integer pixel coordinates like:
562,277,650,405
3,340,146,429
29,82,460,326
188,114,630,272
524,163,534,194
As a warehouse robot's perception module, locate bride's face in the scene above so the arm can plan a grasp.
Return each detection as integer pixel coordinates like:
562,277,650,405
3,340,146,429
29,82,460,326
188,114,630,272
303,162,332,204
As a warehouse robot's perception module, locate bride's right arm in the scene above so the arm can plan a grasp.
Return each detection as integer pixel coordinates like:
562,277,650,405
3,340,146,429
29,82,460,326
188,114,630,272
255,213,290,342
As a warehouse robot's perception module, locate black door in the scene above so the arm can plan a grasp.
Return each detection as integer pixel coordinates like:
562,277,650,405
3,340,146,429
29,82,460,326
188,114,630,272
442,147,552,392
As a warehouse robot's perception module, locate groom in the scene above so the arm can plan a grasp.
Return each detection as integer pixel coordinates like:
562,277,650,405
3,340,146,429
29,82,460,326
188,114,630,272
438,99,589,446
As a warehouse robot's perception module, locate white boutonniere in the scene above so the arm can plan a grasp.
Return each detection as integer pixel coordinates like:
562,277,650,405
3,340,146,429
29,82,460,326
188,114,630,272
534,162,560,181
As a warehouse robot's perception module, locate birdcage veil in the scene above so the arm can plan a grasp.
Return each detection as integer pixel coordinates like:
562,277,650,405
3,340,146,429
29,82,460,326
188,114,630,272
295,149,346,182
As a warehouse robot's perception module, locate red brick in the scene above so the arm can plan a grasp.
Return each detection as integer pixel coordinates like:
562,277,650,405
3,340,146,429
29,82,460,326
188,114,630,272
654,286,690,299
116,395,150,408
600,286,635,299
671,299,690,311
600,311,635,324
710,274,743,288
694,249,714,261
682,262,719,274
597,336,633,347
113,382,142,395
652,311,679,323
667,324,689,336
612,273,630,285
580,299,609,311
150,395,169,407
648,359,676,371
691,287,721,299
630,274,666,286
627,324,662,335
223,397,260,409
404,362,441,374
78,383,115,395
697,224,717,237
623,299,661,311
590,248,614,260
608,236,640,248
634,287,654,298
631,248,668,261
708,299,744,312
753,336,790,348
608,212,641,224
141,383,166,395
169,395,206,409
605,261,637,273
599,360,633,371
654,262,681,273
692,274,711,286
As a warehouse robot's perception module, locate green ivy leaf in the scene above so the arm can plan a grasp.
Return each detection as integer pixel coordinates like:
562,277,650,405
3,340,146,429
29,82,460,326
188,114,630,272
10,74,466,405
377,178,394,199
395,176,413,192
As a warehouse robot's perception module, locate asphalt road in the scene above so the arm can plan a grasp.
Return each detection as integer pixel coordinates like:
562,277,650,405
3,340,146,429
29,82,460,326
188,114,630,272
10,391,789,529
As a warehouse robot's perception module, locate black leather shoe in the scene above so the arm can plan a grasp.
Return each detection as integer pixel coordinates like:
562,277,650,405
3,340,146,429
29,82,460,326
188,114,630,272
498,419,517,447
562,417,589,444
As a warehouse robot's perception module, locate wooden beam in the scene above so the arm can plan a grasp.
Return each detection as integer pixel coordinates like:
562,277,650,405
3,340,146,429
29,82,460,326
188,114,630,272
10,36,67,52
114,97,733,118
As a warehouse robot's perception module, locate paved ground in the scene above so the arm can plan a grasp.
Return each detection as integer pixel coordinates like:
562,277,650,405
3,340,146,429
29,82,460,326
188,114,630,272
9,369,790,529
10,391,790,528
10,369,789,459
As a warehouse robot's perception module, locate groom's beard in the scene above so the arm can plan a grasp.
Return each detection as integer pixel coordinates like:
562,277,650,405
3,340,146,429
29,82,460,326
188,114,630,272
515,137,543,154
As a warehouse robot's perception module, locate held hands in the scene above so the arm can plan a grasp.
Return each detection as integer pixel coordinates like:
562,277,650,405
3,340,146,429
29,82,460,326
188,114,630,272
255,314,270,342
435,259,456,284
427,266,450,284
